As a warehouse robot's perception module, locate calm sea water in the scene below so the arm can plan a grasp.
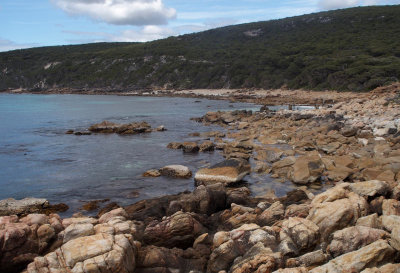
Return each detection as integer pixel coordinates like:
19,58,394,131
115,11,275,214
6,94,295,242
0,94,298,215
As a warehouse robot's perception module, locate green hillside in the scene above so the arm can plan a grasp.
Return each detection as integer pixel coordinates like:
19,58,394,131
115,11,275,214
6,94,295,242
1,5,400,92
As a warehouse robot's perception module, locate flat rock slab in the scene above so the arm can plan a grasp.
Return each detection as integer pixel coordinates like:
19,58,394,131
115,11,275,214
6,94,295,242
160,165,192,179
194,159,250,186
0,198,48,216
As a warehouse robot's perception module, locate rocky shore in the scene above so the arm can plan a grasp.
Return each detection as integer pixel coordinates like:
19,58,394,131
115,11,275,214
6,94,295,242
2,83,400,273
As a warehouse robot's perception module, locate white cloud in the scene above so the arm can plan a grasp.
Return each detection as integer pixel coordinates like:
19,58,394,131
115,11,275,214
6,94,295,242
52,0,176,25
317,0,400,10
0,39,37,52
318,0,360,10
63,25,176,43
114,25,176,42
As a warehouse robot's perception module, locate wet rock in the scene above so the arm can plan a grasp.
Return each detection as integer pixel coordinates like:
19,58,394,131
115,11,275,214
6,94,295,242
155,125,166,131
280,189,309,206
327,226,389,257
229,242,283,273
125,194,182,223
256,201,284,226
271,156,296,177
382,199,400,216
199,141,215,152
307,184,368,241
89,120,151,134
226,187,251,206
194,158,250,186
142,169,161,177
256,149,283,163
0,198,67,216
290,155,325,184
160,165,192,179
143,211,206,248
167,142,183,149
349,180,390,197
182,142,199,153
80,199,109,211
310,240,395,273
168,183,227,215
278,217,319,256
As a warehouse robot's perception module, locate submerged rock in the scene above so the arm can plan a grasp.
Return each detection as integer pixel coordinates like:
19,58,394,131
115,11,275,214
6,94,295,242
194,158,250,186
89,120,151,134
142,169,161,177
182,142,199,153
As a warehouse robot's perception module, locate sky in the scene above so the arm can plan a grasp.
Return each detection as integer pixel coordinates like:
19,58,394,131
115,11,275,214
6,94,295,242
0,0,399,52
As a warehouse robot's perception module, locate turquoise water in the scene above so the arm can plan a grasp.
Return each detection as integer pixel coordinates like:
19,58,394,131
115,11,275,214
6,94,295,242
0,94,269,214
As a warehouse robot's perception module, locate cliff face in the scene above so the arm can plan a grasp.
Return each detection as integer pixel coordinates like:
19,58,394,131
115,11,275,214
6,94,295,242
1,5,400,92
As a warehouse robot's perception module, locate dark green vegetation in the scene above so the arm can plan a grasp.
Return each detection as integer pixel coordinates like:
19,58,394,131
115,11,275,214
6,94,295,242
1,5,400,92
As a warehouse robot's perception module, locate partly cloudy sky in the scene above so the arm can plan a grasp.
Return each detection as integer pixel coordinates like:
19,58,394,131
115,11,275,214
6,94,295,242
0,0,399,51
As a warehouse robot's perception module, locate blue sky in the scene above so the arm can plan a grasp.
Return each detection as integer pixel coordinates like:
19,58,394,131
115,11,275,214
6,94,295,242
0,0,399,52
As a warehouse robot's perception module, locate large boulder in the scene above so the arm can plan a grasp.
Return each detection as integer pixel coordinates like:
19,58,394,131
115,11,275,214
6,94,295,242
307,184,369,241
159,165,192,179
207,224,277,273
26,233,138,273
194,159,250,186
25,208,140,273
327,226,389,257
143,211,206,248
310,240,395,273
0,214,62,273
278,217,320,256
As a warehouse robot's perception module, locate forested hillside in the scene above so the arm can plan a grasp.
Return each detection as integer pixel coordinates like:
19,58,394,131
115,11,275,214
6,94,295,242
1,5,400,92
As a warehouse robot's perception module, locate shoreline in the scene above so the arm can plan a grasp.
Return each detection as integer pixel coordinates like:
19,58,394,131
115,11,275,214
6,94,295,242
0,87,361,106
2,83,400,273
